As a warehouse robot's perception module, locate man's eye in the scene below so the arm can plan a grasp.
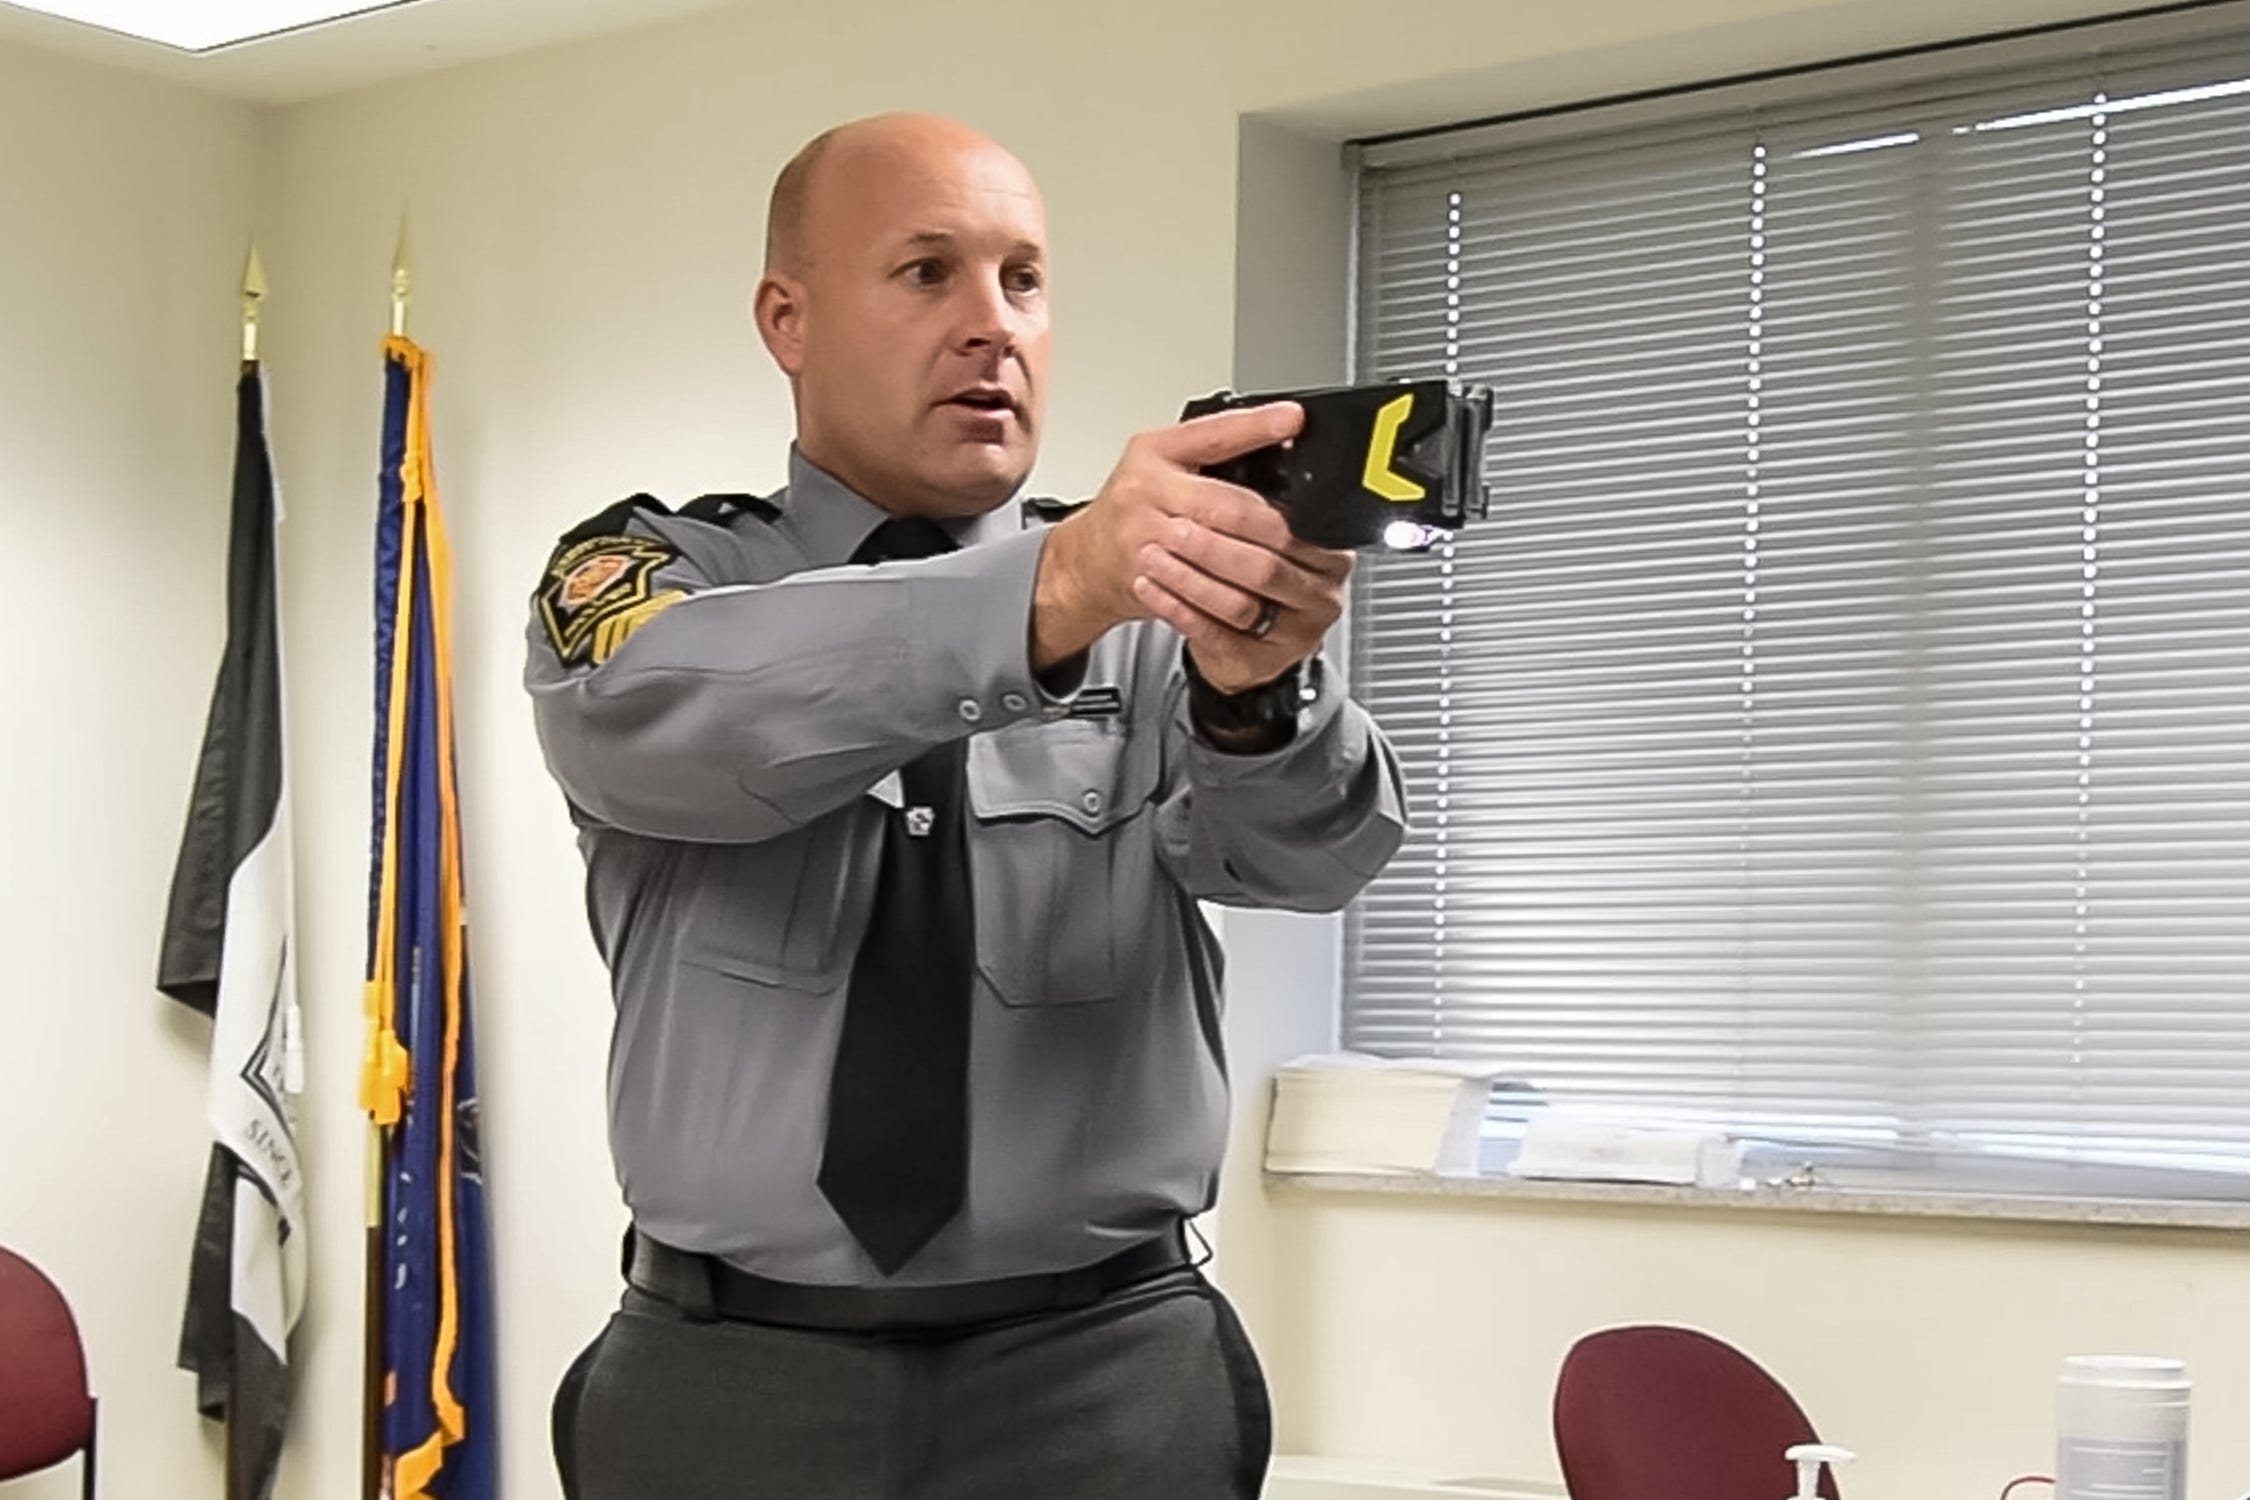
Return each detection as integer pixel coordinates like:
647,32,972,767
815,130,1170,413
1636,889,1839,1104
1006,268,1044,295
904,259,946,285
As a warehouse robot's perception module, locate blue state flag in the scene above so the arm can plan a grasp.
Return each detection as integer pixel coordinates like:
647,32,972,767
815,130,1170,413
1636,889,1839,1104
361,334,496,1500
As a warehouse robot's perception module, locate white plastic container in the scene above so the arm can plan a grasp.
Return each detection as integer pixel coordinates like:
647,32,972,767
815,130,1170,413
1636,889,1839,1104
2056,1355,2189,1500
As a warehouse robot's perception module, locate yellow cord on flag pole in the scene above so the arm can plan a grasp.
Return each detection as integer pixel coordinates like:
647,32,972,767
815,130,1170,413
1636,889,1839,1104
241,246,266,365
391,210,412,339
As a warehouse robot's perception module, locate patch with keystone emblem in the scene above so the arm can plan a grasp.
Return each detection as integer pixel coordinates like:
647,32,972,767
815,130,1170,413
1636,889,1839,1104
538,532,680,666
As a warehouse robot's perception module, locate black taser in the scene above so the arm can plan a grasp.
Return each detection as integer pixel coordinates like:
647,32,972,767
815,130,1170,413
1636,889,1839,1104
1181,379,1495,551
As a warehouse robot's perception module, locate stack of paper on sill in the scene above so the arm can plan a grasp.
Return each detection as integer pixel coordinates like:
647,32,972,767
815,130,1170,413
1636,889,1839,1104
1264,1052,1500,1177
1508,1114,1744,1189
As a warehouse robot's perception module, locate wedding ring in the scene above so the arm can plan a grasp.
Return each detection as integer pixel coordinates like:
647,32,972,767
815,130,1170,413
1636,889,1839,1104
1249,600,1281,639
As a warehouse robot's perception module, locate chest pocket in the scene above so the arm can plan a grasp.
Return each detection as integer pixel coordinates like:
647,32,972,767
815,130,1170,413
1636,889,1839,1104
677,822,858,994
967,716,1159,1007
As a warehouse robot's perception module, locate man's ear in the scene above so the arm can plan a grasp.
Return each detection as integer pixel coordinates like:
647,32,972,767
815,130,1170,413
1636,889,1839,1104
753,272,806,376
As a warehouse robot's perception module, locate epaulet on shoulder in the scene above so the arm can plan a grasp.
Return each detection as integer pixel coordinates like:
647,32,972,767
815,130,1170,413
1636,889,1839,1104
680,491,781,526
558,492,671,547
557,491,778,547
1019,495,1085,527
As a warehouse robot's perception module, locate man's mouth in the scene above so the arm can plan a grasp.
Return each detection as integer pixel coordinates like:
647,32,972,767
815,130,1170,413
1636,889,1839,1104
942,388,1020,418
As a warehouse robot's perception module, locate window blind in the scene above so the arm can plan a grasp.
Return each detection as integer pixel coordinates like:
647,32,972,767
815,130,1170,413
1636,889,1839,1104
1346,27,2250,1179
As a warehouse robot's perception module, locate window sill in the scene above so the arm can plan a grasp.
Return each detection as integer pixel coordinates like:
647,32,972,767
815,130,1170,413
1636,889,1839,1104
1264,1167,2250,1231
1267,1455,1563,1498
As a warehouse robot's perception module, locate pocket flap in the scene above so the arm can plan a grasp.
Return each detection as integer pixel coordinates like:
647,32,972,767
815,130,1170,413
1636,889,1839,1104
967,718,1155,834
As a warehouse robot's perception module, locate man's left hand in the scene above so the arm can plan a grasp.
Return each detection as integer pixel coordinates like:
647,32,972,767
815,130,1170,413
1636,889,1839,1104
1131,517,1355,694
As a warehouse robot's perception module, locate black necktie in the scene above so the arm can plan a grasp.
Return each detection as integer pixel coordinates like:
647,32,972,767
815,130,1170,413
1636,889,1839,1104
817,517,974,1275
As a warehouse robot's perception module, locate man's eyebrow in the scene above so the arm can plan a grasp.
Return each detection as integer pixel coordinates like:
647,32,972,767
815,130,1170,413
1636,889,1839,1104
897,231,1046,259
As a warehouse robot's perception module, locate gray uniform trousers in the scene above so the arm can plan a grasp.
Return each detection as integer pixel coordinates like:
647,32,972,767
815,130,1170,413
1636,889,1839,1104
552,1264,1271,1499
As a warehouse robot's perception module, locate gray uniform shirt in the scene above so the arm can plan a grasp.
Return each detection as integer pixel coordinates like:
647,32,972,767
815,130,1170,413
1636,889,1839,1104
526,449,1407,1286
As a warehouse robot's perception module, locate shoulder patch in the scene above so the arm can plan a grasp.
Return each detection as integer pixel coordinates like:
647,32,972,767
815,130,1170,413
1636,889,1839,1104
539,530,680,666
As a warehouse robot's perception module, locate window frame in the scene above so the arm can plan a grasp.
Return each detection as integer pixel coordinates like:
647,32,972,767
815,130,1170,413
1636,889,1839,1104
1338,0,2250,1207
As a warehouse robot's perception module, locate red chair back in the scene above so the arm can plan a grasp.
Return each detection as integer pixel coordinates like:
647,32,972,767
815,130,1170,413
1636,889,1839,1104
1554,1324,1837,1500
0,1246,96,1485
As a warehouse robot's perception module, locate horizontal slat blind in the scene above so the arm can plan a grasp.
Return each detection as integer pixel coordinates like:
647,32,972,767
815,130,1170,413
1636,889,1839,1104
1347,36,2250,1175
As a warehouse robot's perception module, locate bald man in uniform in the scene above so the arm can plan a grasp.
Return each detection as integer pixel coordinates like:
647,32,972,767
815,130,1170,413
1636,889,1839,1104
530,113,1406,1500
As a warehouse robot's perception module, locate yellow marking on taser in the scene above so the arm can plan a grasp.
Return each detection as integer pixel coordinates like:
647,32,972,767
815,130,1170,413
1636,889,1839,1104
1363,393,1427,503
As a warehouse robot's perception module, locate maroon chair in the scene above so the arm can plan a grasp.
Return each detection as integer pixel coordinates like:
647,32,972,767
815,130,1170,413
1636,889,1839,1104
0,1246,97,1498
1554,1325,1835,1500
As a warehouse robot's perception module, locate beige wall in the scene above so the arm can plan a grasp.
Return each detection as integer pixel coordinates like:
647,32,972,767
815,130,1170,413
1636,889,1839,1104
1263,1189,2250,1497
0,36,259,1500
10,0,2240,1497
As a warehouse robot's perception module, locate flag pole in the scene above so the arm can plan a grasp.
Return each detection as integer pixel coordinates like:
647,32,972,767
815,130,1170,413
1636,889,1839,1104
363,1135,383,1500
363,207,413,1500
232,244,267,1500
229,245,261,1500
241,247,265,368
391,211,412,339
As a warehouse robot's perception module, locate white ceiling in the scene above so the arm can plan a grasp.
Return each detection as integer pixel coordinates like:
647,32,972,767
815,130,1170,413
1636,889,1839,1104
0,0,744,104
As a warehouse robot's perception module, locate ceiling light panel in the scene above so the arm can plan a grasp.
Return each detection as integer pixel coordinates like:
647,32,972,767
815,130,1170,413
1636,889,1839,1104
1,0,416,53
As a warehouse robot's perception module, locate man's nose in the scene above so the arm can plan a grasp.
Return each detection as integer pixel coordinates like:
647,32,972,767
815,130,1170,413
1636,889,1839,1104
956,273,1024,352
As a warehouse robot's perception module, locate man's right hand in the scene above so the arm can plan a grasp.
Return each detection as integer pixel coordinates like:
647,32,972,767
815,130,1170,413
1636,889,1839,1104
1031,401,1308,674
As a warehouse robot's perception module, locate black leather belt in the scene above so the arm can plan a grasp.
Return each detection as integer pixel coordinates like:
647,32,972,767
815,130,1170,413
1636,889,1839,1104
627,1225,1192,1334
